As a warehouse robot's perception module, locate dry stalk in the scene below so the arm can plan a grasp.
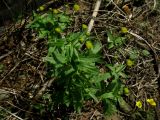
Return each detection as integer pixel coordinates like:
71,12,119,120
0,106,24,120
35,78,55,99
87,0,102,33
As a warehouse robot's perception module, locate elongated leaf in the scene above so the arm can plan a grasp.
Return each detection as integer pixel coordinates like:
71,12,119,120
43,57,56,64
118,97,131,113
69,44,74,58
53,51,66,64
92,73,111,83
100,92,115,100
107,31,114,43
85,88,99,103
103,99,117,115
74,48,79,58
48,47,56,56
67,32,81,42
91,42,102,54
115,64,125,73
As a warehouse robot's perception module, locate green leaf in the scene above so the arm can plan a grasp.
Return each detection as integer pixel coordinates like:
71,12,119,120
103,99,117,115
78,55,100,63
43,56,56,64
64,94,71,107
107,31,125,48
142,50,150,56
115,37,125,46
59,23,67,30
77,63,98,74
129,49,139,60
59,14,70,23
106,64,115,71
48,47,56,56
73,102,82,113
91,42,102,54
43,93,51,101
106,79,122,96
39,29,49,38
53,51,66,64
107,31,114,43
50,40,65,47
74,48,79,58
85,88,99,103
118,97,131,112
92,73,111,83
108,43,114,49
65,67,75,76
69,44,74,58
115,64,125,73
100,92,115,100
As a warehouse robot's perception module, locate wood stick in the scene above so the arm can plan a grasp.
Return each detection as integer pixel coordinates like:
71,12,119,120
87,0,102,33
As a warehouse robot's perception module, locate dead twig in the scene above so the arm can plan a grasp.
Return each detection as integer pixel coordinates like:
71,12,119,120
35,78,55,99
0,58,29,85
0,106,24,120
0,51,13,61
87,0,102,33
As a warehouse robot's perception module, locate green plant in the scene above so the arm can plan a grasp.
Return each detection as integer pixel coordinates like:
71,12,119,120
28,10,128,116
100,64,129,114
129,49,139,60
107,31,126,49
27,11,70,39
142,49,150,56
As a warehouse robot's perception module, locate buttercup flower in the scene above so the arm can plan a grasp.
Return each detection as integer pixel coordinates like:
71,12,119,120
86,41,93,49
121,27,128,33
73,4,80,11
123,87,130,95
126,59,134,67
147,99,156,106
55,28,61,33
136,100,142,108
53,9,59,14
82,24,88,29
39,6,45,11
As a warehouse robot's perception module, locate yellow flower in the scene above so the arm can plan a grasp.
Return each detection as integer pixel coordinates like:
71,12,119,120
121,27,128,33
82,24,88,29
73,4,80,11
147,99,156,106
86,41,93,49
136,100,142,108
39,6,45,11
126,59,134,67
55,28,61,33
53,9,59,14
123,87,130,95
